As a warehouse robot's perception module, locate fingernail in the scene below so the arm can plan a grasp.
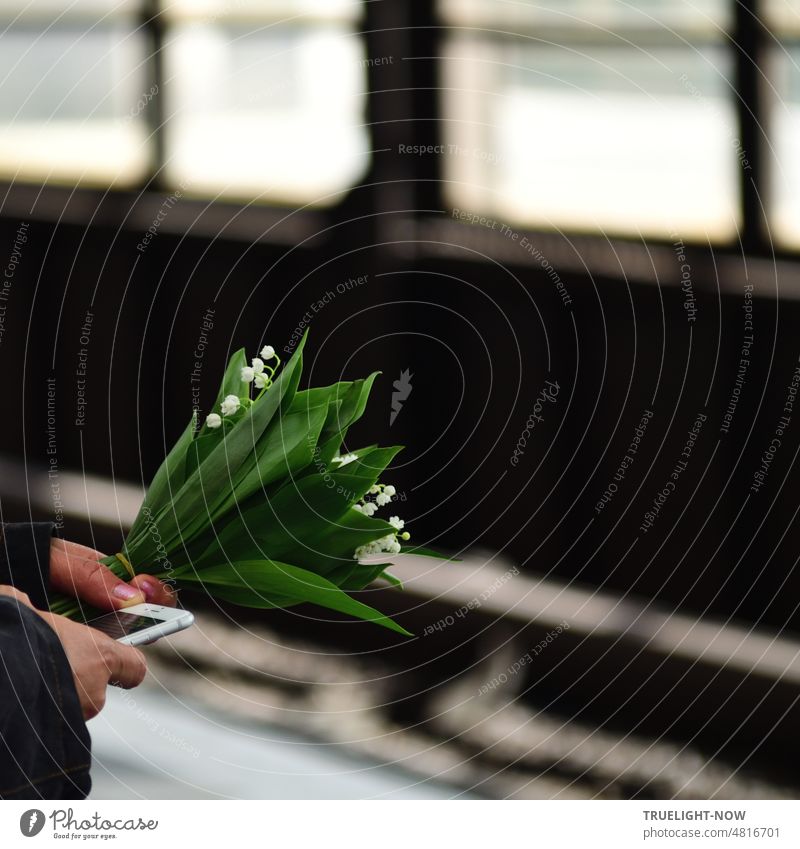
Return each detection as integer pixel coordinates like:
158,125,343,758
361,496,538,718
140,579,157,601
112,584,140,601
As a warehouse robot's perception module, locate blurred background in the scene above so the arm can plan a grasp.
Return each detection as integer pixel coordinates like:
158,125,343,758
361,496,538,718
1,0,800,799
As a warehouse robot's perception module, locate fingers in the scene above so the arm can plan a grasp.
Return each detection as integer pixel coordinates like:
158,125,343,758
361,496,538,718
39,612,148,720
51,537,106,561
127,575,177,607
105,641,147,690
50,541,145,611
0,585,33,608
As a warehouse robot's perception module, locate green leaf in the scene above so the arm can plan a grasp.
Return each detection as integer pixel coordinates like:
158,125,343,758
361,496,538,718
219,400,329,511
184,431,221,482
127,413,196,545
178,559,412,635
126,333,308,563
341,445,403,483
340,560,394,591
211,348,249,417
177,581,298,610
379,570,403,588
315,374,380,467
193,444,403,576
192,458,415,585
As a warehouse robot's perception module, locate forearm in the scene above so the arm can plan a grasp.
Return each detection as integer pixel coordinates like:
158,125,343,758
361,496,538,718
0,522,55,610
0,597,91,799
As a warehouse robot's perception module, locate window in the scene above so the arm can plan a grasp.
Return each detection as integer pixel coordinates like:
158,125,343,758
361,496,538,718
0,0,150,186
1,0,799,253
161,0,369,204
0,0,369,204
440,0,739,241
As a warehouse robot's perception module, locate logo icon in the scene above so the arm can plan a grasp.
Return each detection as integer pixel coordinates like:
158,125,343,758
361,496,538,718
20,810,45,837
390,369,413,426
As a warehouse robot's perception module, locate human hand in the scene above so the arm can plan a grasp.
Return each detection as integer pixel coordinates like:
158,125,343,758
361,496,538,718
50,538,176,611
0,585,146,719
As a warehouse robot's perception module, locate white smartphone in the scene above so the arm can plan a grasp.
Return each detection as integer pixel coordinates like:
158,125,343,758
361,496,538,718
86,603,195,646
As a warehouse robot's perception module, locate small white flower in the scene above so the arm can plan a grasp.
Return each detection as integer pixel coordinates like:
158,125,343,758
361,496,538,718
260,345,276,360
375,493,391,507
383,485,396,497
388,516,404,530
400,531,410,541
370,534,401,555
241,366,255,383
352,503,364,513
332,453,358,466
354,540,380,560
251,357,265,374
362,502,378,517
254,372,269,390
206,413,222,429
221,395,241,416
368,484,380,495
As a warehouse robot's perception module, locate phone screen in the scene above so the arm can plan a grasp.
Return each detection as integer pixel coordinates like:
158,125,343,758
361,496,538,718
86,610,166,641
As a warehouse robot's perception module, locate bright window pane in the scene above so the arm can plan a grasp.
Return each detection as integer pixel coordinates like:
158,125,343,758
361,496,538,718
767,46,800,246
162,7,368,205
441,1,739,240
1,0,140,15
442,0,731,31
764,3,800,246
163,0,359,20
764,1,800,34
0,4,151,186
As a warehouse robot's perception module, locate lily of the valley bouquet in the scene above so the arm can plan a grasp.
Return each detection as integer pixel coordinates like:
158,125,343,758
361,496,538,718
49,332,424,635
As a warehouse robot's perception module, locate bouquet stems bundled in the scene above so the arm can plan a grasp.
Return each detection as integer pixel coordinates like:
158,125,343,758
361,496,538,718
50,333,432,635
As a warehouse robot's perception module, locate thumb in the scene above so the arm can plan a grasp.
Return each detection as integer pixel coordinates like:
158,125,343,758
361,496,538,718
107,642,147,689
51,544,145,611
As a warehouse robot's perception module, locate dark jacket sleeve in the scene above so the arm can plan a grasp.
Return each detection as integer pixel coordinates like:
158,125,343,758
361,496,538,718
0,522,55,610
0,598,91,799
